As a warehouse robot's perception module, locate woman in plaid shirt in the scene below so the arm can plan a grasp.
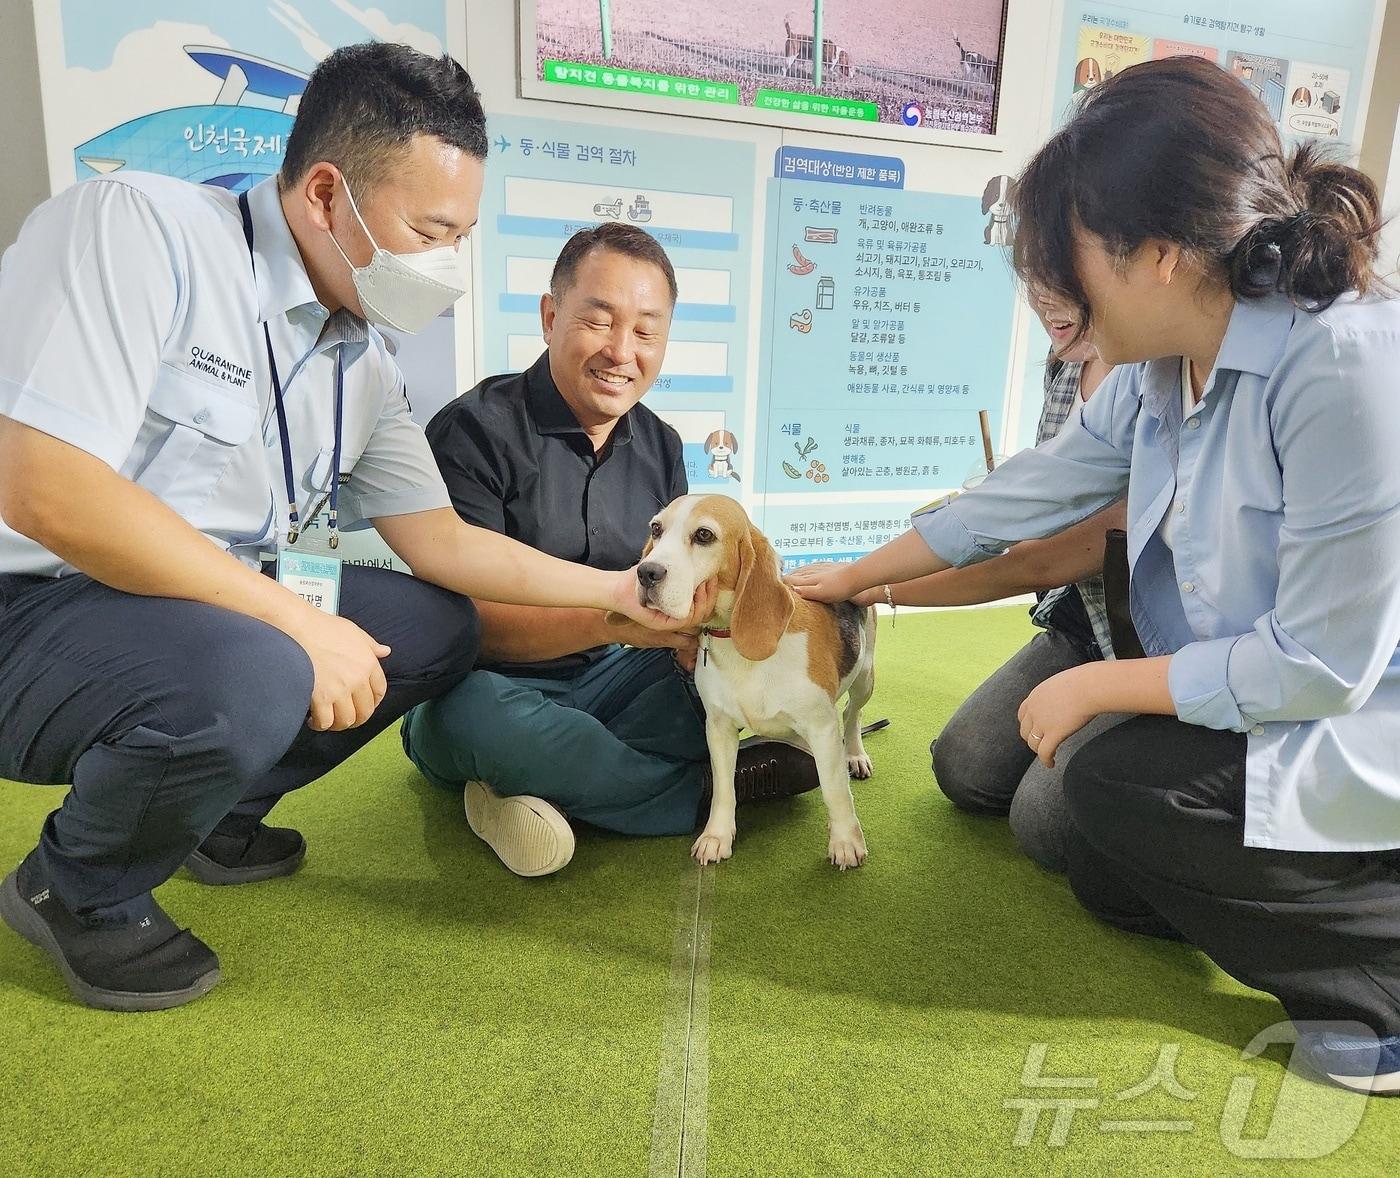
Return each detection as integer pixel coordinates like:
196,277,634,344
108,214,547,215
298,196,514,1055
853,289,1124,872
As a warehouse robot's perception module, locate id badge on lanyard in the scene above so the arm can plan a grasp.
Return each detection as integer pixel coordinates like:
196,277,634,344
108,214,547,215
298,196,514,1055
276,549,342,616
239,190,344,616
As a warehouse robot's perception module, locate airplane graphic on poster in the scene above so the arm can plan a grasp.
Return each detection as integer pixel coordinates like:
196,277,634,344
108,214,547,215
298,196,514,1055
40,0,446,190
75,45,308,191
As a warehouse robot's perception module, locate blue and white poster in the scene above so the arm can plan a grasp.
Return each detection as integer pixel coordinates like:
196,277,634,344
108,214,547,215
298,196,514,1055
1053,0,1383,148
37,2,448,190
755,147,1018,566
478,114,757,498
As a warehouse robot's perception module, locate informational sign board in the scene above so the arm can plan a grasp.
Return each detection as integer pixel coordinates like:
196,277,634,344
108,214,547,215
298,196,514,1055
1054,0,1383,148
755,146,1018,564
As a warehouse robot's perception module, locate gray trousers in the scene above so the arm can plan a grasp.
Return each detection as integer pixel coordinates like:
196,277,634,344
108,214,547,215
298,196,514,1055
931,628,1126,873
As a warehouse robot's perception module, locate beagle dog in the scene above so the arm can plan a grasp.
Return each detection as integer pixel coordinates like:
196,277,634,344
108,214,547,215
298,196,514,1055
636,495,875,869
782,15,856,80
953,31,998,84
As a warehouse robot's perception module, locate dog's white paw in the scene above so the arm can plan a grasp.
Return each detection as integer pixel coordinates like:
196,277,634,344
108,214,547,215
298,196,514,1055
692,826,735,865
847,752,873,779
827,821,868,870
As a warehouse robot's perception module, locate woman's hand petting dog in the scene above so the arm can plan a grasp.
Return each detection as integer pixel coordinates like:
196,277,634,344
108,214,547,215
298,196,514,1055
785,561,859,604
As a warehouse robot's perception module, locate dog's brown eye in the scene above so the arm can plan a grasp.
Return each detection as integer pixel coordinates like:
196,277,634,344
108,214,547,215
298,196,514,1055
649,521,663,538
693,527,716,545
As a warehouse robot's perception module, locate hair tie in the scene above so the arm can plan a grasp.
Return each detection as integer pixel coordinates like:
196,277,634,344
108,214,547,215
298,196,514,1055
1233,220,1286,291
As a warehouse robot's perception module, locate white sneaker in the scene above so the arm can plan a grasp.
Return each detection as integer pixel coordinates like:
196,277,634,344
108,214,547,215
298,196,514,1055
464,781,575,877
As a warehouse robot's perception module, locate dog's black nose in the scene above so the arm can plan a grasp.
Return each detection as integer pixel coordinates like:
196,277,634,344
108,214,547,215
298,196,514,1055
637,562,667,588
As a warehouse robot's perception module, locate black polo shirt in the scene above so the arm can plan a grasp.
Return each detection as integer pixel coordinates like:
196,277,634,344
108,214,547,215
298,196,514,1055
425,351,688,678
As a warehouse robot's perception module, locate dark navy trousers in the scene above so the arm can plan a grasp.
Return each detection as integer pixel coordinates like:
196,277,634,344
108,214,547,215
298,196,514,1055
0,565,479,922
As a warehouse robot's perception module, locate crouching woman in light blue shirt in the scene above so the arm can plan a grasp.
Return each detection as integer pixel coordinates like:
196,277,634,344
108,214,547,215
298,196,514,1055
789,56,1400,1095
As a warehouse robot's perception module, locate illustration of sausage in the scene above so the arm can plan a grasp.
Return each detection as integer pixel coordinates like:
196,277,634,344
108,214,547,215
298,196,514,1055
787,244,816,276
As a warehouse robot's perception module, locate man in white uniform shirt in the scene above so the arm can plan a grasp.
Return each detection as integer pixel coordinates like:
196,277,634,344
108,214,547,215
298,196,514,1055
0,44,696,1011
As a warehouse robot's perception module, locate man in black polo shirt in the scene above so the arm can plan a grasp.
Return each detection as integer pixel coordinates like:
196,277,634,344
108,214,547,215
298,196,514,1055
401,223,817,875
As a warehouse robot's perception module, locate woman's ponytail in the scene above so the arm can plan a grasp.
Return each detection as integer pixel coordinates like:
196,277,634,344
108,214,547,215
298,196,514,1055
1273,142,1384,308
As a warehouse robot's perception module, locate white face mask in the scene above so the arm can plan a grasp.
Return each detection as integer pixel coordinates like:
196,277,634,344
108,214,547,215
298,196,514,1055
328,177,470,334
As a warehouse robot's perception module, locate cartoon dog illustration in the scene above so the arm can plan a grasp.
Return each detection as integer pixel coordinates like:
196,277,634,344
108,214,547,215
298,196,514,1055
704,430,742,482
1075,57,1103,89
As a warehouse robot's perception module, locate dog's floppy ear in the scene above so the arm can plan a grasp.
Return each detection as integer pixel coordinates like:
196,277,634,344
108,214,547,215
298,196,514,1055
730,525,794,662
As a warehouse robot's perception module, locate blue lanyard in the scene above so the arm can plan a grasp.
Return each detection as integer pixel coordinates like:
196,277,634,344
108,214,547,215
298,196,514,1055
237,190,343,550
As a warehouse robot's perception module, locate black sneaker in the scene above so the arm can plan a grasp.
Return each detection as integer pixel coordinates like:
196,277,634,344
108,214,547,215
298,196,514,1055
185,823,306,886
729,738,823,804
0,851,220,1012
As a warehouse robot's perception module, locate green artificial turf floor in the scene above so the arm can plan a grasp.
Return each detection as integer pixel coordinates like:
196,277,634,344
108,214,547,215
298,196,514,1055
3,607,1398,1176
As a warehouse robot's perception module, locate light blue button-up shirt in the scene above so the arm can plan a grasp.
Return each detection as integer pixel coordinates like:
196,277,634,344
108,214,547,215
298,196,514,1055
0,173,450,577
915,293,1400,852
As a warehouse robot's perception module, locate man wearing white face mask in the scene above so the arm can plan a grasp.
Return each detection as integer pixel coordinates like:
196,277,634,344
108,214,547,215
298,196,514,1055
328,170,471,334
0,43,700,1012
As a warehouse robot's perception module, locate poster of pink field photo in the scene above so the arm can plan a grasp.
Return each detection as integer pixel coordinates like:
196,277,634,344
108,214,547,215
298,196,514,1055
528,0,1010,137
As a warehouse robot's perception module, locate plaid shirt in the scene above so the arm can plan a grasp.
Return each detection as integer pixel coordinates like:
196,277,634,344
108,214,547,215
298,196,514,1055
1029,359,1116,659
